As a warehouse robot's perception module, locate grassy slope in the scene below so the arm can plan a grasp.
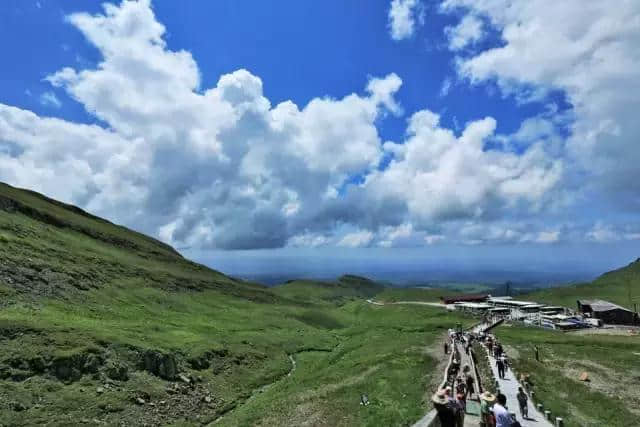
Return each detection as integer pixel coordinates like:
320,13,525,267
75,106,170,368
0,182,466,426
495,325,640,427
219,302,471,426
272,275,384,305
525,258,640,310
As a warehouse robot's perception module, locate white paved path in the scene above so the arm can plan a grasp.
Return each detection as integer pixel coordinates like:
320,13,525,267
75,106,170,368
487,352,553,427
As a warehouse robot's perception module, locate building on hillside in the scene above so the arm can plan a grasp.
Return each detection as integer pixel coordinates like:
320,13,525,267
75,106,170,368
576,299,638,325
452,302,493,314
487,297,537,308
488,307,510,316
520,304,544,313
440,294,489,305
540,306,564,315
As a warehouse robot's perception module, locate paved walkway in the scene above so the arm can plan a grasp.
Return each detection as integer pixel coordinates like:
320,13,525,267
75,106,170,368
487,352,553,427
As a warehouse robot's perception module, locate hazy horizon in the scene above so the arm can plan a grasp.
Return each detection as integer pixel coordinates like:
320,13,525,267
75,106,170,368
186,242,640,286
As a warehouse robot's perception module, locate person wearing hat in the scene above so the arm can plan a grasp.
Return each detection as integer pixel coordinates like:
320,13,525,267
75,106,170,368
480,391,496,427
432,389,456,427
445,386,465,427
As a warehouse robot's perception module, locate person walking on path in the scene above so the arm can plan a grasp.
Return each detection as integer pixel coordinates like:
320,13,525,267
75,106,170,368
493,393,512,427
465,371,475,398
496,356,506,379
432,389,456,427
516,387,528,419
534,345,539,362
444,341,449,355
500,354,509,373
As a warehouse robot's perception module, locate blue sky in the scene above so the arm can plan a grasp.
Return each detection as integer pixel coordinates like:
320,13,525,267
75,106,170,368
1,0,640,281
4,1,546,140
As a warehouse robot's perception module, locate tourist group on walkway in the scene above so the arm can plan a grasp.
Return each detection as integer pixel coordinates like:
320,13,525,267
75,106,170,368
433,326,528,427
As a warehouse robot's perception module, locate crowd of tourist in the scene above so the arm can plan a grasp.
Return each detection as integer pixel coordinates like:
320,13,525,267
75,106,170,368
432,328,528,427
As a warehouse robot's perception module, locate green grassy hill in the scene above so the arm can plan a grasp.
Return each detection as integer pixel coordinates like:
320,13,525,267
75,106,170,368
0,182,465,426
525,258,640,310
272,274,384,304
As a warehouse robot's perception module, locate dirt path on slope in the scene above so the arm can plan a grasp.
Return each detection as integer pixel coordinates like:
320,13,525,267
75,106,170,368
423,332,450,401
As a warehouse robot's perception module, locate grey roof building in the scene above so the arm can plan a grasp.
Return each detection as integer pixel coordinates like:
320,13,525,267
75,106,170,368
577,299,638,325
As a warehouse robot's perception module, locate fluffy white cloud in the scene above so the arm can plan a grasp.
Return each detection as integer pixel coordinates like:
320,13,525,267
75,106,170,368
0,0,587,250
441,0,640,210
363,110,562,226
337,230,375,248
388,0,423,41
1,0,405,249
445,14,483,50
287,232,330,248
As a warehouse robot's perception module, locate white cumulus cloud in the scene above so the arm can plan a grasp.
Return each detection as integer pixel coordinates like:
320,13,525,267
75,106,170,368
445,14,483,50
441,0,640,211
0,0,583,250
338,230,375,248
388,0,423,41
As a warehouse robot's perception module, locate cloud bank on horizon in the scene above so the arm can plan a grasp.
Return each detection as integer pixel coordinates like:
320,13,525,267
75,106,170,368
1,0,639,250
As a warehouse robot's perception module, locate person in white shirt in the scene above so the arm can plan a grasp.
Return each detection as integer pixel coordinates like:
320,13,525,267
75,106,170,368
493,393,512,427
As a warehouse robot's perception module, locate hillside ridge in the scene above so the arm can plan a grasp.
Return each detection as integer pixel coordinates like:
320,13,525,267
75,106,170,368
0,181,180,259
0,181,271,302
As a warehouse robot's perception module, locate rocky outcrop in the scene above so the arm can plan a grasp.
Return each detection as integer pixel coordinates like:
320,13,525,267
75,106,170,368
187,348,229,370
142,350,178,380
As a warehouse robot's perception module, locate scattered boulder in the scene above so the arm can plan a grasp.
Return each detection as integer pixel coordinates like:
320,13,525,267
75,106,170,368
105,361,129,381
28,356,47,373
579,371,590,382
187,348,229,370
83,354,103,373
135,397,146,405
10,401,27,412
96,386,105,394
143,350,178,380
50,350,105,383
178,374,191,384
51,356,82,383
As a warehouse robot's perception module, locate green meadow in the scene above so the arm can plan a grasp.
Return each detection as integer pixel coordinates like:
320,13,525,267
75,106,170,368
0,181,468,426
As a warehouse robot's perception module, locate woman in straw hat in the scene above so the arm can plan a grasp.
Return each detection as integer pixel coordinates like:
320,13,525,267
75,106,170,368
432,389,456,427
480,391,496,427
